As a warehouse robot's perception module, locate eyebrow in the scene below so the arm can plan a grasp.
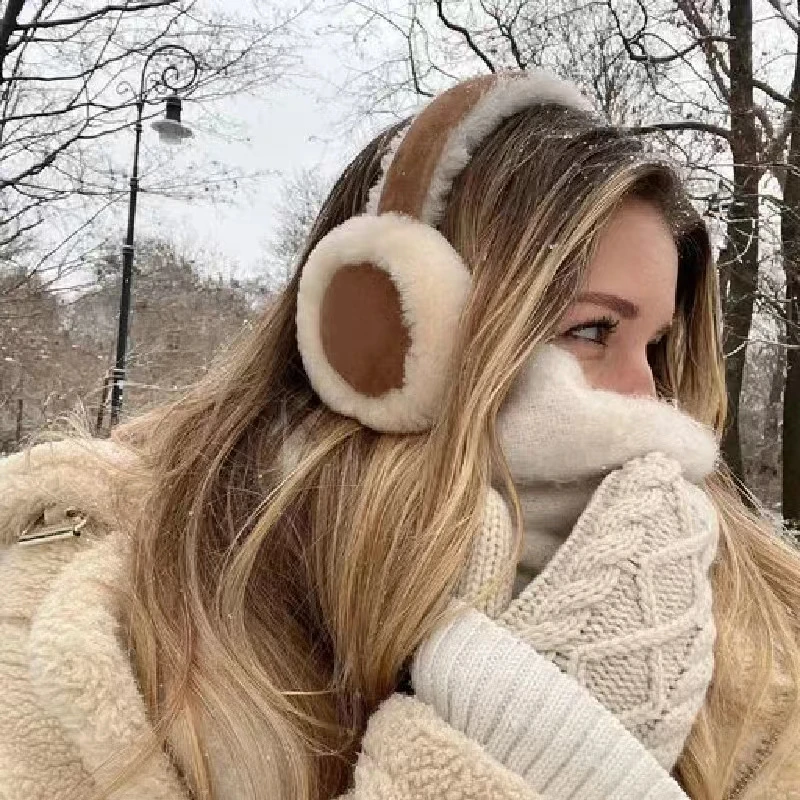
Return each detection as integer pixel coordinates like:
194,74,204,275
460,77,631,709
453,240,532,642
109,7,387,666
575,291,639,319
575,291,675,339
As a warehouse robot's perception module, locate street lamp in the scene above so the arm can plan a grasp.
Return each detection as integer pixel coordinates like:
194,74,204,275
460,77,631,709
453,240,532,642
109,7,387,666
105,45,198,429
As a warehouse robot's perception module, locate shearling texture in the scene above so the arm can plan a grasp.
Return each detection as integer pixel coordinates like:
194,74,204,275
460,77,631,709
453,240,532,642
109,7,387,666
28,533,187,800
304,72,594,434
365,123,411,221
0,440,185,800
346,694,541,800
0,440,545,800
296,212,471,432
0,437,141,548
365,71,592,223
418,71,592,226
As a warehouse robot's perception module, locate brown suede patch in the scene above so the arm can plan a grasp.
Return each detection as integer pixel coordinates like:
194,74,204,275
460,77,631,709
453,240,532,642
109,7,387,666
378,74,503,219
320,263,411,397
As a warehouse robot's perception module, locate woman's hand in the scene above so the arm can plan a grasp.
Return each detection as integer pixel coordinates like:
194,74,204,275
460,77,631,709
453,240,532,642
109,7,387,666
452,453,718,770
494,452,718,769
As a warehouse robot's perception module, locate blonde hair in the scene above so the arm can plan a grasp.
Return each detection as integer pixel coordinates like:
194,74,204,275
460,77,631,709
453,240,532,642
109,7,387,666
111,105,800,800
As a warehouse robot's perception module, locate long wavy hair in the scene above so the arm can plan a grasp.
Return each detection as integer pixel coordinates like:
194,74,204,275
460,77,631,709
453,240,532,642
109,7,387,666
110,104,800,800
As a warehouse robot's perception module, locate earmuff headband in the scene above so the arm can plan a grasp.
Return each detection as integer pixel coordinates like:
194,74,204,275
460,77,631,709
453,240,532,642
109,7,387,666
297,71,593,432
368,72,592,224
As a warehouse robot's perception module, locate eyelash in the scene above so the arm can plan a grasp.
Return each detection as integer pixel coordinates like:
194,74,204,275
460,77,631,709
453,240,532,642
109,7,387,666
565,315,619,346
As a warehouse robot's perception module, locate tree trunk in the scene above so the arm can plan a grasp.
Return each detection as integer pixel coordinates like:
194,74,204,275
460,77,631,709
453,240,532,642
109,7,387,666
720,0,760,483
784,273,800,527
766,346,785,446
0,0,25,78
15,397,23,448
780,3,800,528
718,243,733,313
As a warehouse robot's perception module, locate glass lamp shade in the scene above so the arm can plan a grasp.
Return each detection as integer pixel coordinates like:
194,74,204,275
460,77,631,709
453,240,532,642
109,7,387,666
152,118,193,143
151,94,193,144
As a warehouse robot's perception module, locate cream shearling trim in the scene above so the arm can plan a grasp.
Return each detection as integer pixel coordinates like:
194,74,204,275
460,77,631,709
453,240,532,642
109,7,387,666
28,533,187,800
0,438,140,547
356,693,539,799
366,71,593,224
296,213,471,432
421,72,592,226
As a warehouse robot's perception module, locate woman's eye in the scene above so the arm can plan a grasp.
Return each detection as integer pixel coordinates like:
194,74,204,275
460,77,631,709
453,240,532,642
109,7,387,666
565,318,618,346
571,325,605,343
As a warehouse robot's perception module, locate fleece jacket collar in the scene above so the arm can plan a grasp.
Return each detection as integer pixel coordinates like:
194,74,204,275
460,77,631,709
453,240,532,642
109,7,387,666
27,532,188,800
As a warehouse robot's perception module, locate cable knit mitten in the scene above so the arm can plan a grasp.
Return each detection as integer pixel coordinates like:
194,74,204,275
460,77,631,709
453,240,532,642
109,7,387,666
500,453,718,769
437,453,718,774
456,488,516,618
500,453,717,767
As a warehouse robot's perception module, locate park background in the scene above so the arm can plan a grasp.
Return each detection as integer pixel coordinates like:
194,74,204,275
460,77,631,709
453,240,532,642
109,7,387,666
2,0,799,534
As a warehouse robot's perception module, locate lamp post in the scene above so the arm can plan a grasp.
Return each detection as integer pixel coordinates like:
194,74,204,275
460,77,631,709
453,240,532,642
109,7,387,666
106,44,198,429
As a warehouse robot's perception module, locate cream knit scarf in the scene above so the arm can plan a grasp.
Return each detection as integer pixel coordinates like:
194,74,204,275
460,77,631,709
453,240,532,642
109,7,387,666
497,345,719,589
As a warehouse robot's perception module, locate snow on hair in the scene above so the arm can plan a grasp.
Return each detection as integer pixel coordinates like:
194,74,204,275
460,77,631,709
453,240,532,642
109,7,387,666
420,72,594,226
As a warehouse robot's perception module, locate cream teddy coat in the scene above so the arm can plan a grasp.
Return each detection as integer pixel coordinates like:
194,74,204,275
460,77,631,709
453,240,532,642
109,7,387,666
0,437,681,800
2,438,529,800
0,436,795,799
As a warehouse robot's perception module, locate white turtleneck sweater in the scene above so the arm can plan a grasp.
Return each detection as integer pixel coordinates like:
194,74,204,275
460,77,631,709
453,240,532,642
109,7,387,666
497,345,718,588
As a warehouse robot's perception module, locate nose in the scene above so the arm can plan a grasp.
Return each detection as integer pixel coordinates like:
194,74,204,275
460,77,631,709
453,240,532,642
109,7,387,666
588,351,657,399
613,355,657,399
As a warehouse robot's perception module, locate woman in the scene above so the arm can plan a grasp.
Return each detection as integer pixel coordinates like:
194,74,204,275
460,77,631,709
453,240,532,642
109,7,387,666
1,71,798,800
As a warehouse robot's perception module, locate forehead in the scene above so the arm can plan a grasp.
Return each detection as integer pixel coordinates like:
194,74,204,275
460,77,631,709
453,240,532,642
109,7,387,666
583,199,678,296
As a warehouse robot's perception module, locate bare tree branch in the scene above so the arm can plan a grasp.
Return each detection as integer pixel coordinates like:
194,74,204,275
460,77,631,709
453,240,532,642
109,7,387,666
434,0,496,73
754,77,793,106
11,2,177,32
626,120,732,140
674,0,731,99
765,0,800,33
606,0,732,66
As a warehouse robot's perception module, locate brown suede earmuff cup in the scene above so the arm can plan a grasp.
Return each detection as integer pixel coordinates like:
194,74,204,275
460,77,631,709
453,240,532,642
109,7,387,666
321,263,411,397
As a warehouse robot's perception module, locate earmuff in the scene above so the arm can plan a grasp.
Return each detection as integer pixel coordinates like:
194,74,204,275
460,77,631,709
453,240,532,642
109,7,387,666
296,71,593,433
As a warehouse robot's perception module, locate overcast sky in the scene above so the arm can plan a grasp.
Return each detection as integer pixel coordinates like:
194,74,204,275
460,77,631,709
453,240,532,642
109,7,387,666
122,1,402,285
26,0,796,290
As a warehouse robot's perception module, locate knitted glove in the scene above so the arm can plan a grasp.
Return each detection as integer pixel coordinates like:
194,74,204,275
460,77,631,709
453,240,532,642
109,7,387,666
497,452,718,769
422,453,717,770
455,487,517,619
